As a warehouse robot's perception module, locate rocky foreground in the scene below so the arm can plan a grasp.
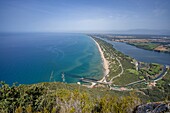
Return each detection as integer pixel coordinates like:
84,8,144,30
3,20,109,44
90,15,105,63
134,102,170,113
0,82,170,113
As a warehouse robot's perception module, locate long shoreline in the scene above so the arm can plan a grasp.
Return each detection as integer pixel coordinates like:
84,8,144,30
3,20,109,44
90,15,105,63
90,37,110,80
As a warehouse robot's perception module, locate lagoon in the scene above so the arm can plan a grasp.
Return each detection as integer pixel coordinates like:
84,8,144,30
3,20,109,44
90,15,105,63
104,39,170,66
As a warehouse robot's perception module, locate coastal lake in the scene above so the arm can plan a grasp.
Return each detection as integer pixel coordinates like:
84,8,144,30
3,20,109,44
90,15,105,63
103,39,170,66
0,33,103,85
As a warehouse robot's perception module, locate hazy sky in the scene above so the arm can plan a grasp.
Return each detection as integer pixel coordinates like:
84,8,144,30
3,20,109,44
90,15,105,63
0,0,170,32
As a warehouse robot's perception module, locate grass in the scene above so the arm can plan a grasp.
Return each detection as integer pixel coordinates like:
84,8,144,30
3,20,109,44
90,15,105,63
129,42,158,50
127,69,139,75
92,37,140,85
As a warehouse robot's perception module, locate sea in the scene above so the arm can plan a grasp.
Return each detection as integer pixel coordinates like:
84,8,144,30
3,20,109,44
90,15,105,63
0,33,103,85
1,33,170,85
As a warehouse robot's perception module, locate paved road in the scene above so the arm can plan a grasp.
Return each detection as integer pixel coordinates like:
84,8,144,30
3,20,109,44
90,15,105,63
154,65,168,81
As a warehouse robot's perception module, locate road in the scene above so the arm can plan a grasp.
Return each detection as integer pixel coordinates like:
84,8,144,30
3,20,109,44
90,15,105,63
109,58,124,82
82,37,169,92
153,65,168,81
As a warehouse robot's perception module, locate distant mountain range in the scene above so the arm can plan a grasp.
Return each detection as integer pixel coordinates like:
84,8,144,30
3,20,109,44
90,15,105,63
110,29,170,35
83,29,170,36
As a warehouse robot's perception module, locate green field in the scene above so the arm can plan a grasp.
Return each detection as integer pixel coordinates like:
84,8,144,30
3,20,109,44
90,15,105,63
128,42,158,50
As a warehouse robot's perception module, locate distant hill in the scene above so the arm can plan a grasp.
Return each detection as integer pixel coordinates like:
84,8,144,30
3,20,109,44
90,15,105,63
110,29,170,35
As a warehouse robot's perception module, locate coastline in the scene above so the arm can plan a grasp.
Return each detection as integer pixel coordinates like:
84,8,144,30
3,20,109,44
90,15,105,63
90,37,110,80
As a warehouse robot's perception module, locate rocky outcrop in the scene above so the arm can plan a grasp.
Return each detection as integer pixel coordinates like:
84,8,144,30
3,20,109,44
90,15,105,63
134,102,170,113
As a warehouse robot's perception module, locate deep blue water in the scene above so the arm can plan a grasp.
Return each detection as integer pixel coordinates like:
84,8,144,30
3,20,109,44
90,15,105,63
0,33,103,85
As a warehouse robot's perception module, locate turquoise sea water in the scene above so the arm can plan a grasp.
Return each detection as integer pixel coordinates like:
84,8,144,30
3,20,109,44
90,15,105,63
0,33,103,85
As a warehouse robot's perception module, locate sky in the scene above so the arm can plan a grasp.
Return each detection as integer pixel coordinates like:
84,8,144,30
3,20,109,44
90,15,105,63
0,0,170,32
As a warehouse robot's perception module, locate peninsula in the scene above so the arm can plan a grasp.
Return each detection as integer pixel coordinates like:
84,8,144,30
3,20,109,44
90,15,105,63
82,35,170,103
92,37,109,81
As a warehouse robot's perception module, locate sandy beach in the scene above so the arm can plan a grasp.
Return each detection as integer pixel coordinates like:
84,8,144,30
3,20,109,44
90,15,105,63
91,37,110,82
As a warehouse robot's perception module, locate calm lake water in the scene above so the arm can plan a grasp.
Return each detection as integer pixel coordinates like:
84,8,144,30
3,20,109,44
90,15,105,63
104,39,170,66
0,33,103,85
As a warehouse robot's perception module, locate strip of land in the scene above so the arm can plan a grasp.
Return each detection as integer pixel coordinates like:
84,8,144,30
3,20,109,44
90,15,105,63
91,37,110,82
81,35,170,102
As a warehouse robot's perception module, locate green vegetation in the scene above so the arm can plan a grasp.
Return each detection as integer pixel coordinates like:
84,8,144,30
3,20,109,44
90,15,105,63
92,37,164,85
92,37,140,85
1,36,169,112
0,81,168,112
129,42,158,50
147,64,162,76
127,69,139,75
139,63,163,79
92,36,168,84
90,36,170,102
0,82,141,113
138,68,170,101
128,42,170,53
